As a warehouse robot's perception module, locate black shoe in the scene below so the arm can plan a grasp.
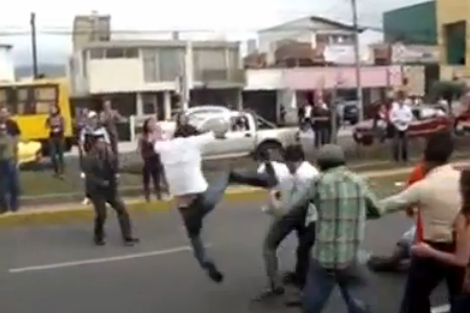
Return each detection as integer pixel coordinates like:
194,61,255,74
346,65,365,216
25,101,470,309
123,237,140,246
204,262,224,283
94,238,105,246
284,291,302,307
283,272,299,285
252,286,285,302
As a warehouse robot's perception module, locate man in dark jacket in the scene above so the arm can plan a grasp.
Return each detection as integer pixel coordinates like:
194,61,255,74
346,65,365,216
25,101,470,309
82,132,138,246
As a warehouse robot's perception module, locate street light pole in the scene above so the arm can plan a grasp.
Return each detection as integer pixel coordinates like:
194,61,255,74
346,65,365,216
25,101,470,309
351,0,364,120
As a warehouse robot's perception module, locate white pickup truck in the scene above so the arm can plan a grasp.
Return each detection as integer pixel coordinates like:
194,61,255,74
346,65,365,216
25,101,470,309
161,109,302,160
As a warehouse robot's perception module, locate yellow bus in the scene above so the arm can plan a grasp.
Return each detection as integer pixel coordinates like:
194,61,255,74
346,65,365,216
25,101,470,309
0,78,74,153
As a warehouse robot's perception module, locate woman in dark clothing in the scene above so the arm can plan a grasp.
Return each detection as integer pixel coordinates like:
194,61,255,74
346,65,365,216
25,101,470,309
139,117,165,201
45,105,65,178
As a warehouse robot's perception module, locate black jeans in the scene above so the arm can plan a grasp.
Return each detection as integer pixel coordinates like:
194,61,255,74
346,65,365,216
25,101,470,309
400,241,464,313
393,130,408,162
0,159,19,213
142,161,164,200
295,222,316,287
178,174,230,269
90,190,133,241
263,205,311,288
452,294,470,313
49,136,65,175
314,125,330,148
229,169,278,189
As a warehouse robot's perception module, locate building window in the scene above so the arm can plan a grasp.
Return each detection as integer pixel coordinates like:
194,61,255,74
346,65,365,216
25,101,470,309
142,48,184,82
158,48,183,81
193,48,226,80
193,48,226,70
33,86,57,114
105,48,138,58
142,49,158,82
445,21,467,65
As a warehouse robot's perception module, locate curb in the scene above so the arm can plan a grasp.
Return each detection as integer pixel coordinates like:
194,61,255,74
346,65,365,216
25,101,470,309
1,160,468,227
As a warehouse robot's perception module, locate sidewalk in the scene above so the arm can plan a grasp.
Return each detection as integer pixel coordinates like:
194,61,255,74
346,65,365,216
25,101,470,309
2,160,468,228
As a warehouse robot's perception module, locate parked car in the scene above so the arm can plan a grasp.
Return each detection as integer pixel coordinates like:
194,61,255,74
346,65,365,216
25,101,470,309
160,107,301,160
353,105,451,146
194,110,301,160
338,101,360,125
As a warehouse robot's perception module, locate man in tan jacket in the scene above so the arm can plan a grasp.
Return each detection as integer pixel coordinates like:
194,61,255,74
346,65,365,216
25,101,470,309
380,131,464,313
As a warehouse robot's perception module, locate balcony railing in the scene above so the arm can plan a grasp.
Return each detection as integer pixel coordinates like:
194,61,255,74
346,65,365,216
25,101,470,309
196,69,245,85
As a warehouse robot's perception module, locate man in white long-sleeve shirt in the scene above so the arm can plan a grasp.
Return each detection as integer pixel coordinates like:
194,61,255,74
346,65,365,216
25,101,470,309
255,145,319,300
154,124,229,283
390,93,413,162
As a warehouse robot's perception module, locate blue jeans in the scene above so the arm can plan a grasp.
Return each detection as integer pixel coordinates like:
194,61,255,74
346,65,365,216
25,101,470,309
302,259,370,313
451,294,470,313
0,159,19,212
178,173,230,268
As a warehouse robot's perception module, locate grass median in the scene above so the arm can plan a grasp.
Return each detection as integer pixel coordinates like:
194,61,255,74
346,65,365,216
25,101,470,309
0,170,414,228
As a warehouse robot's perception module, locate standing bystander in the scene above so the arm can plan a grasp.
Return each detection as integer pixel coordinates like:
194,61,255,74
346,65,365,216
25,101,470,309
389,92,413,162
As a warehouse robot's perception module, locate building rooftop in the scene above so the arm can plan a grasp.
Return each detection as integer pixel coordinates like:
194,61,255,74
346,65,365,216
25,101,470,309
259,15,364,33
79,39,240,49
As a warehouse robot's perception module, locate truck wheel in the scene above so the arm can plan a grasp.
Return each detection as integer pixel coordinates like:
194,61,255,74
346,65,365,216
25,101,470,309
255,141,285,161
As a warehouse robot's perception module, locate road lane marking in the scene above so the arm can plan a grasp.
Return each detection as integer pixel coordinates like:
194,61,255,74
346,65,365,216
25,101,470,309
8,245,203,274
431,304,450,313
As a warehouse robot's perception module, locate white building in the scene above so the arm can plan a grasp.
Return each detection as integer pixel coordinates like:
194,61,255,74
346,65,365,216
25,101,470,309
0,44,15,82
67,39,245,120
257,15,362,65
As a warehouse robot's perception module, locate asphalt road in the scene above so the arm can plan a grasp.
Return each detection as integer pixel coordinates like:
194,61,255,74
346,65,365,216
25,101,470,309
0,200,450,313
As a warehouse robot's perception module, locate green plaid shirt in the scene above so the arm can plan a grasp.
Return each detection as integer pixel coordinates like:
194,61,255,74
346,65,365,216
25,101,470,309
285,166,382,269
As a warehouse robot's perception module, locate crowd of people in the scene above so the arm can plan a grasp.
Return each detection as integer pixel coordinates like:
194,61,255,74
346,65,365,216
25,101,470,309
74,105,470,313
1,97,470,312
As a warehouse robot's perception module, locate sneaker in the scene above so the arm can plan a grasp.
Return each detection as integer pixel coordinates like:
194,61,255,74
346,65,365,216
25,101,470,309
82,198,90,205
284,291,302,307
123,237,140,246
204,262,224,283
94,238,105,246
252,286,285,302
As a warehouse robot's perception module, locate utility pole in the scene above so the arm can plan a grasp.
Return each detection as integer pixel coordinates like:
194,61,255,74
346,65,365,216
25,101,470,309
30,12,39,79
351,0,363,120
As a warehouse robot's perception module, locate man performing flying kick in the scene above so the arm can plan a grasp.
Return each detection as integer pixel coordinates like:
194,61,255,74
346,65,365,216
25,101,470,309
153,122,230,283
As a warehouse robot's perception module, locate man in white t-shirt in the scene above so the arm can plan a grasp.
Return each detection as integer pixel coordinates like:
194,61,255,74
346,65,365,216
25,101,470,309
254,145,320,300
154,124,229,283
390,94,413,162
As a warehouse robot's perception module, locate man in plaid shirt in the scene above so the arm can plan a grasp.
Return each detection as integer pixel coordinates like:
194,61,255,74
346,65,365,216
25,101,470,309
277,144,382,313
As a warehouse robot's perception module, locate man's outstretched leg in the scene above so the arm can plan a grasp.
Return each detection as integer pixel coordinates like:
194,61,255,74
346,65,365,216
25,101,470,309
178,173,231,283
229,161,278,189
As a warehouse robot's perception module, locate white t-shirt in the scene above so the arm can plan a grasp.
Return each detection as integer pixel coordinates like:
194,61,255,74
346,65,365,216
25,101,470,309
293,162,320,223
257,161,292,193
390,104,413,131
154,132,214,196
258,161,319,219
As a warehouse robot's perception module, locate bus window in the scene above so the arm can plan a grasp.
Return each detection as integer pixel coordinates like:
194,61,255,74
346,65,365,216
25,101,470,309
33,86,57,114
16,87,35,115
0,87,16,112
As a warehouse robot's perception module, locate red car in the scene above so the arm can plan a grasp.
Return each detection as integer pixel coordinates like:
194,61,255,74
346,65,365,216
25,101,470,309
353,105,452,146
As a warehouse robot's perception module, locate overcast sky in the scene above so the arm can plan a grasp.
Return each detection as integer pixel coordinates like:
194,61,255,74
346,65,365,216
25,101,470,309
0,0,430,64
